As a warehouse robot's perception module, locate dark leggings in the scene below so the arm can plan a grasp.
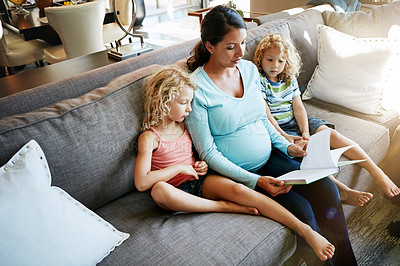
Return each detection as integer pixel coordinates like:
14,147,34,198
257,149,357,265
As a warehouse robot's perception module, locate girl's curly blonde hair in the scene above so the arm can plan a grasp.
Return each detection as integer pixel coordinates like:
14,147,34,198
252,33,301,84
141,66,197,131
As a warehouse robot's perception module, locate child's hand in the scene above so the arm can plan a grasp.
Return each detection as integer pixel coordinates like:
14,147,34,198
302,132,311,141
287,144,307,158
179,164,199,179
284,133,302,144
294,138,308,151
194,161,208,175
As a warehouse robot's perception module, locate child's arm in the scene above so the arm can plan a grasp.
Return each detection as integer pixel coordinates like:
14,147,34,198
292,95,310,140
265,101,302,143
134,131,198,192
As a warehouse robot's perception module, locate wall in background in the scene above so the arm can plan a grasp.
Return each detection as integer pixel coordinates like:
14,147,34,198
250,0,309,14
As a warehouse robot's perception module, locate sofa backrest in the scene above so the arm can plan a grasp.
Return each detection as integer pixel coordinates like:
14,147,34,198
0,38,199,120
0,65,161,210
286,9,326,88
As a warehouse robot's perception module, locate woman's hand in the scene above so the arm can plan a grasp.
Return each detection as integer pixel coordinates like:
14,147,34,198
287,144,307,158
194,161,208,175
256,176,293,196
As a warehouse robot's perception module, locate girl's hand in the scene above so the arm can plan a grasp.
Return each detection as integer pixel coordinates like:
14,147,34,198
302,132,311,141
294,138,308,151
178,164,199,179
284,133,302,144
194,161,208,175
287,144,307,158
256,176,292,196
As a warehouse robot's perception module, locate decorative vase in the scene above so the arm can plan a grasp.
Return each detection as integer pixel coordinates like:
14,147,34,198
34,0,53,17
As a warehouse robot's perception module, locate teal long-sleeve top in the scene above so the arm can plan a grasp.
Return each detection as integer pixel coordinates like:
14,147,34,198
186,60,292,189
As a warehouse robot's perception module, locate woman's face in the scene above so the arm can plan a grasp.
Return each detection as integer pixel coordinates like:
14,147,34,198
207,27,247,68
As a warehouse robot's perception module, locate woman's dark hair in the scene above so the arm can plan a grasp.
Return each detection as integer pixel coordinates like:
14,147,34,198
187,5,246,71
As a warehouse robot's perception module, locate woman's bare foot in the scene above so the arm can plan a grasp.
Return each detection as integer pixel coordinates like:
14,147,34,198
299,226,335,261
340,188,373,206
221,200,259,215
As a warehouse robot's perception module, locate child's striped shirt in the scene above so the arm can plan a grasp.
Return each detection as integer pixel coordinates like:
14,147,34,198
260,73,300,125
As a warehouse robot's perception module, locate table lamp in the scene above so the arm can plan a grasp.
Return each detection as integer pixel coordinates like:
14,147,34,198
107,0,153,60
9,0,30,15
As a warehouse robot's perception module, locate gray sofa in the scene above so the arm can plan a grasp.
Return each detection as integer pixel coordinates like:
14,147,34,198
0,4,399,265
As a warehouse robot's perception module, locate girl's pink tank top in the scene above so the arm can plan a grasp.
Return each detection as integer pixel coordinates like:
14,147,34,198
150,126,195,187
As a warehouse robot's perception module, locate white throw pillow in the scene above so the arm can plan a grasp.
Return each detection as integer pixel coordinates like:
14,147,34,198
0,140,129,266
323,1,400,38
303,25,400,115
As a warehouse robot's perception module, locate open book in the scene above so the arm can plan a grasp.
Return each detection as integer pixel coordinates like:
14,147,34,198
277,129,366,185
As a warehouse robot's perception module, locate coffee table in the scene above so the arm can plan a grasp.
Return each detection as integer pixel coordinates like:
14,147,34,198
0,49,118,98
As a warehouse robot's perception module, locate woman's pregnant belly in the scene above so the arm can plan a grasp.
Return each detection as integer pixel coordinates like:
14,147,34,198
214,120,272,172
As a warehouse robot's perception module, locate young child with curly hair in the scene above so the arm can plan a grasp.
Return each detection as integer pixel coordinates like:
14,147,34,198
253,33,399,202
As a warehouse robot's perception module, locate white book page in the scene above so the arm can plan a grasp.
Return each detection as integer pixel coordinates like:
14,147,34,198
329,145,355,165
277,168,337,184
301,129,335,170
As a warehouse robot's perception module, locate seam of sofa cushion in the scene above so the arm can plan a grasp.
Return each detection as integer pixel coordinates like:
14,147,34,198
237,224,295,265
0,83,134,135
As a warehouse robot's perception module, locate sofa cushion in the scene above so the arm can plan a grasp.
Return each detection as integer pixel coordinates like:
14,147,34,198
305,98,400,139
244,21,290,61
95,190,296,265
323,1,400,38
303,25,400,115
0,140,129,265
0,64,162,210
285,9,325,88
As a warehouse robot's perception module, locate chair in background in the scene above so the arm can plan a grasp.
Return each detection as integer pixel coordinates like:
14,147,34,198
43,0,106,64
0,25,50,77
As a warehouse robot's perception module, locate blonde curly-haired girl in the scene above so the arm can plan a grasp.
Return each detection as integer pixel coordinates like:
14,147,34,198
135,65,259,214
253,33,398,202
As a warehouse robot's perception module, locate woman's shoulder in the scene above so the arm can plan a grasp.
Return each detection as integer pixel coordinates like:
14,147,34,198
239,59,257,68
238,59,258,74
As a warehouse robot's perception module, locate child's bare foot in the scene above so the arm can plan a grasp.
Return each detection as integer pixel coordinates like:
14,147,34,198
381,180,400,198
221,200,259,215
299,226,335,261
374,172,400,197
340,188,373,206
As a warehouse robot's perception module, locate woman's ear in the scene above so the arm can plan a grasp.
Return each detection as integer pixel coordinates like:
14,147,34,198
204,41,214,55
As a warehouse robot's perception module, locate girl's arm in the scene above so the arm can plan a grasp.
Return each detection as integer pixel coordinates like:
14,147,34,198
292,95,310,140
265,101,301,143
134,131,198,192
